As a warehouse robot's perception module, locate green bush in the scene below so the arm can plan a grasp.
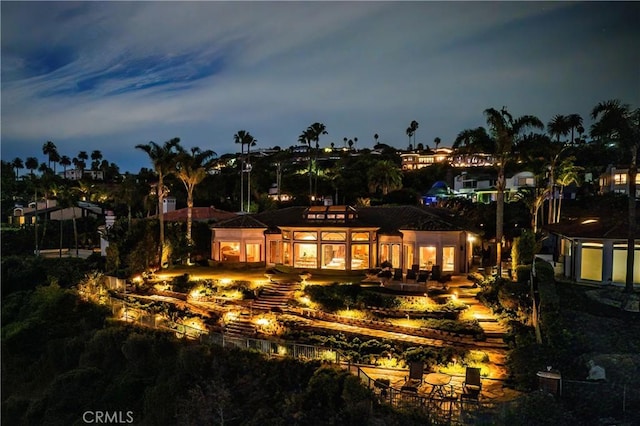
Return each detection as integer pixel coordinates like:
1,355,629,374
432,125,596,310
515,264,532,283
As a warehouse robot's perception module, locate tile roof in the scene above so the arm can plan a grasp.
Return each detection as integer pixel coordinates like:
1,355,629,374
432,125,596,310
211,205,466,233
545,217,640,240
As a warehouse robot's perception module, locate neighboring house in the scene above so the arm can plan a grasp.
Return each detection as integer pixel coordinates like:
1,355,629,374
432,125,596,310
210,205,478,274
267,184,293,202
421,181,457,205
9,200,104,225
58,168,104,181
545,217,640,286
598,165,640,197
400,148,452,170
453,171,535,203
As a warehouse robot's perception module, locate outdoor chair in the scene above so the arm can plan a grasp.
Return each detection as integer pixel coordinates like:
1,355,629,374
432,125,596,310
417,271,429,284
461,367,482,401
393,268,403,282
405,361,424,387
405,270,417,284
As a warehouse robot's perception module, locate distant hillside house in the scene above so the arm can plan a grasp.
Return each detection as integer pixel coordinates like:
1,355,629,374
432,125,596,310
58,168,104,181
599,165,640,197
9,200,104,226
546,217,640,286
400,148,452,170
453,171,535,203
210,205,478,274
161,206,236,223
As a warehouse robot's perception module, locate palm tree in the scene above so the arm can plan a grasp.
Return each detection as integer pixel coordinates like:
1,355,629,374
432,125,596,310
547,115,570,143
591,100,640,293
566,114,583,145
59,155,70,178
11,157,24,180
298,129,314,202
42,141,58,171
25,157,39,176
406,127,414,149
91,150,103,171
307,122,327,198
454,108,543,275
348,138,354,151
135,138,181,268
60,185,81,257
175,147,217,245
367,160,403,195
234,130,257,212
408,120,419,146
374,133,379,146
434,137,441,151
555,157,582,223
343,137,348,149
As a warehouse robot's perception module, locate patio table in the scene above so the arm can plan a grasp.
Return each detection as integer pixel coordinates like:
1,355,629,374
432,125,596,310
425,372,452,398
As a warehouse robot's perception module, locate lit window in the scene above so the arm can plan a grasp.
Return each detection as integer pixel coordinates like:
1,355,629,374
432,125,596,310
419,246,436,270
614,174,627,185
220,242,240,262
294,231,317,240
322,244,345,269
321,232,346,241
351,232,369,241
294,243,317,268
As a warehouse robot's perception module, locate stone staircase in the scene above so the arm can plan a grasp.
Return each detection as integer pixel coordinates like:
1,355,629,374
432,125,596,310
223,314,256,337
251,282,300,312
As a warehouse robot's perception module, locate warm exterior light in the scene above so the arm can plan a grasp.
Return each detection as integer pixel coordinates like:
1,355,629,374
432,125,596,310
581,219,598,224
256,318,269,326
220,278,232,285
467,235,476,243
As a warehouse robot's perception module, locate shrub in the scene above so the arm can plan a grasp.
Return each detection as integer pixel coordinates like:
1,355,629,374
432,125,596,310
511,229,537,271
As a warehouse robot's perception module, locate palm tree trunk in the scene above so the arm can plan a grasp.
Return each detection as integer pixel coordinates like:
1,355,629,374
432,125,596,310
496,167,505,277
158,175,165,267
625,145,637,293
556,186,565,223
186,192,193,243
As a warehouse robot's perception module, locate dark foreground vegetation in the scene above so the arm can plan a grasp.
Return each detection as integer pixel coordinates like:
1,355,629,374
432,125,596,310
3,255,640,425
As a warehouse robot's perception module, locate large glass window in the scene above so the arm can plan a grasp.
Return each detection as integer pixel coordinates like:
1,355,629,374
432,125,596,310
419,246,437,270
580,243,603,281
351,244,370,270
294,231,317,240
612,244,640,284
220,242,240,262
322,232,346,241
294,243,317,268
442,246,455,271
380,243,400,268
322,244,345,269
246,243,260,262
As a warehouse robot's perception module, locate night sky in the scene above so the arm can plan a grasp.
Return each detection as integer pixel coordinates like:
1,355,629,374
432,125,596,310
2,1,638,173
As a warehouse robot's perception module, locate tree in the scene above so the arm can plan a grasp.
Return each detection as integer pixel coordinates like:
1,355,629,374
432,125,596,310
454,107,543,275
555,157,582,223
42,141,58,172
175,147,217,246
11,157,23,180
591,100,640,293
135,138,181,268
566,113,583,145
306,122,328,199
234,130,257,212
374,133,379,145
90,150,103,171
407,120,419,147
59,156,71,178
25,157,39,176
434,137,441,151
298,129,314,203
77,151,89,176
547,115,570,143
367,160,402,195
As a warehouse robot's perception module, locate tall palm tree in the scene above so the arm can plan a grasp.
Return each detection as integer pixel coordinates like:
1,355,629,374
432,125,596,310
591,100,640,293
77,151,89,177
25,157,39,176
42,141,58,171
408,120,419,146
547,115,570,143
406,127,414,149
299,129,314,202
91,150,103,171
367,160,403,195
59,155,71,178
11,157,24,180
135,138,182,268
454,108,543,275
434,137,441,151
175,147,217,244
566,114,583,145
234,130,256,212
307,122,327,198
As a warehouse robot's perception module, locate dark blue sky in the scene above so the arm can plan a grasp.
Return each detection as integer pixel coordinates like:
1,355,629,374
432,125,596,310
2,1,638,173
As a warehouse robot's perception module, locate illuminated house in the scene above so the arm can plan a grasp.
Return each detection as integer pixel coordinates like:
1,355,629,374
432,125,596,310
546,217,640,285
210,205,477,274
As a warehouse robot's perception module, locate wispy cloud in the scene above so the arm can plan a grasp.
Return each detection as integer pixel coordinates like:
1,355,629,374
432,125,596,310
1,1,638,172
